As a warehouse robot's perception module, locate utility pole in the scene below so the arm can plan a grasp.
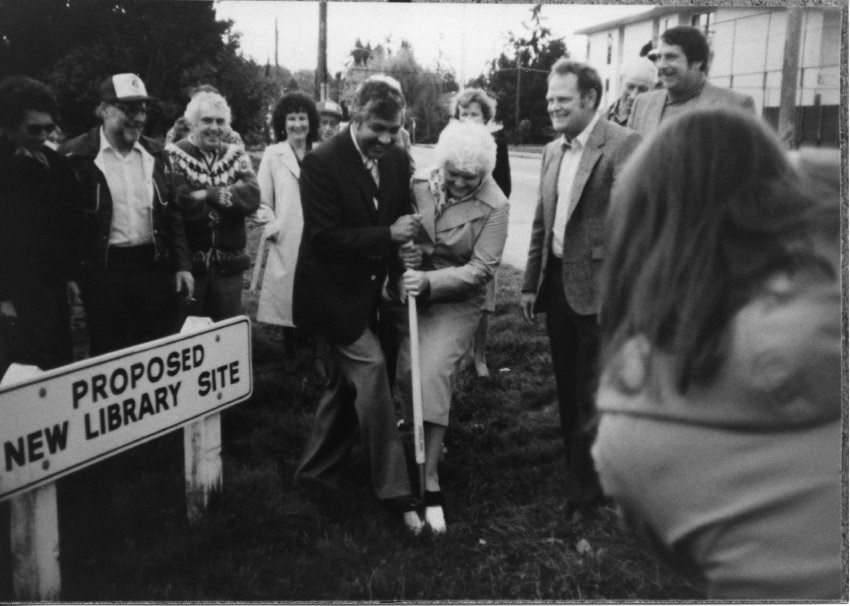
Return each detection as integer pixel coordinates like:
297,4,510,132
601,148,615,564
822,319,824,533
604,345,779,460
317,0,328,101
274,18,279,71
515,67,521,132
778,7,803,149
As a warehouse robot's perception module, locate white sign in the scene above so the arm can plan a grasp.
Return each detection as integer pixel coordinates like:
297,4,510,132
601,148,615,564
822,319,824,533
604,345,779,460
0,316,252,502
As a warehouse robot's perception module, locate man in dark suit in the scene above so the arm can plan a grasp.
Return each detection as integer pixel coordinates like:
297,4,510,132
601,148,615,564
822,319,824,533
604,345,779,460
629,26,756,137
521,59,641,516
293,76,423,532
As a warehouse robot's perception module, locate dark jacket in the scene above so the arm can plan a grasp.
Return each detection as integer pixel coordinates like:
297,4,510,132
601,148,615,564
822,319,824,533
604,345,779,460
0,136,82,301
60,127,183,271
167,139,260,275
0,136,83,370
293,126,413,345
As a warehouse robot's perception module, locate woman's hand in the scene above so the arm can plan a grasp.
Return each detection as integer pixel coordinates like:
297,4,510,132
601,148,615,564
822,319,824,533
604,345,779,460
262,220,281,243
403,269,429,297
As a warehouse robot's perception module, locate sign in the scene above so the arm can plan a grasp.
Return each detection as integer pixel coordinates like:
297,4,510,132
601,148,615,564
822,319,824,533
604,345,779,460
0,316,252,502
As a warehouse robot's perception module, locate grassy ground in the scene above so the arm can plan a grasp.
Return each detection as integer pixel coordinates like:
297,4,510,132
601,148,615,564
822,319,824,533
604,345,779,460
0,225,700,601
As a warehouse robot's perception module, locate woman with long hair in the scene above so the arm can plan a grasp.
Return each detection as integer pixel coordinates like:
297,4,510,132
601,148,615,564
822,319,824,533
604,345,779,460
592,108,841,599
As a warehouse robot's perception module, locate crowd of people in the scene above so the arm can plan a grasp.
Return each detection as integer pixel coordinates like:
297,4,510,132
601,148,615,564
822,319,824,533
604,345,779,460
0,23,840,600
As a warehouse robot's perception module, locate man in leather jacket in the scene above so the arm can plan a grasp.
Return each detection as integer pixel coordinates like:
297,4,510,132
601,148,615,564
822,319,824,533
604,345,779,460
61,73,192,355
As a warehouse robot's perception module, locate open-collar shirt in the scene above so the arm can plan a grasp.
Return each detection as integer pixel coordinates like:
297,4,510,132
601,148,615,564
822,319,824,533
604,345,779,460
95,127,154,246
350,126,380,208
552,111,599,258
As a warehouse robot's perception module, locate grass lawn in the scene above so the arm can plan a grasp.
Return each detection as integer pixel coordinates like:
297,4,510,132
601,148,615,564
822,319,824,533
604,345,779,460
0,228,700,601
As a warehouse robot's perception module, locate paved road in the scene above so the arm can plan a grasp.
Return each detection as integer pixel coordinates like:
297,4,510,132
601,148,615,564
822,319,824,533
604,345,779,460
410,146,541,272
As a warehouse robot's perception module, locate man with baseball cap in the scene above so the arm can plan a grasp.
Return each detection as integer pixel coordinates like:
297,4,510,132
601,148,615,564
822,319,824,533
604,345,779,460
606,56,657,127
317,99,344,143
61,73,192,355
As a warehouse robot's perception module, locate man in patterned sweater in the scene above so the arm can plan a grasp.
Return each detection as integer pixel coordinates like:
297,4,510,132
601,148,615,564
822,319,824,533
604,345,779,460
167,89,259,322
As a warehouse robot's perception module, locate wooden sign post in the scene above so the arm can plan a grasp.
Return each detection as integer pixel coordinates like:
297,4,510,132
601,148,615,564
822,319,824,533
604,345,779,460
2,364,60,601
0,316,253,598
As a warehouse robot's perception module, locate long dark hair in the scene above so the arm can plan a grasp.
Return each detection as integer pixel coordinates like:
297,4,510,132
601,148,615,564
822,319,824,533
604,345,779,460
599,108,838,393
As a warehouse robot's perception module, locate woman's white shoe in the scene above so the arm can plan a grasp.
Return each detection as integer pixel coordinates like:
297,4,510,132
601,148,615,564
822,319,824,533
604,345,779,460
425,505,446,534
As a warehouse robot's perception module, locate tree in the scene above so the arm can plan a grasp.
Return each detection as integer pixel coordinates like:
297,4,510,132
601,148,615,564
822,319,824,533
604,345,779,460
0,0,276,143
481,2,569,143
339,39,449,143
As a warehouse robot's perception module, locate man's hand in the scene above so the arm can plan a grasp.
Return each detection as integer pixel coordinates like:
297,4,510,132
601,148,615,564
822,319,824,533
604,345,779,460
399,243,422,269
190,189,208,201
176,271,195,300
0,300,17,319
520,293,537,324
403,269,429,297
390,213,422,243
66,281,82,307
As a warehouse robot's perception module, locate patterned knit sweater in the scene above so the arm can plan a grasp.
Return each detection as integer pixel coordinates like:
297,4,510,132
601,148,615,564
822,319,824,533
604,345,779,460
167,139,260,271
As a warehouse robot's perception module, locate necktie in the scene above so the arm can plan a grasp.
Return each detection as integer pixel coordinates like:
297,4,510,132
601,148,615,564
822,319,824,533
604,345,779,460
364,158,380,188
364,158,379,209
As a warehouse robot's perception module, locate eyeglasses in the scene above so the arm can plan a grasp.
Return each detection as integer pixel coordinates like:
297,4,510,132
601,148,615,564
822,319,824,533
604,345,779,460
111,102,148,116
24,123,56,136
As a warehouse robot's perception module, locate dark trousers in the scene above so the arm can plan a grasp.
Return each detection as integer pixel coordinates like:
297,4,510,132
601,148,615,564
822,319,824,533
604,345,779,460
543,258,603,507
296,326,412,500
178,264,244,325
0,279,72,374
83,245,175,356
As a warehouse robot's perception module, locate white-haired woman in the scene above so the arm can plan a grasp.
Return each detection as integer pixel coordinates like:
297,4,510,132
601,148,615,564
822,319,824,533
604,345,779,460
167,89,260,322
450,88,511,378
390,121,509,533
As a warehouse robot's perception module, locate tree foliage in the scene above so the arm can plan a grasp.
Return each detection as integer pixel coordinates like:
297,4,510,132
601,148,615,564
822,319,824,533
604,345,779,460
340,38,457,143
481,2,569,143
0,0,275,142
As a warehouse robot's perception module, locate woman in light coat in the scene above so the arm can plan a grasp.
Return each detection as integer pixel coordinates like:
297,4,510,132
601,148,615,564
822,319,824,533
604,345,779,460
390,121,509,534
256,93,319,352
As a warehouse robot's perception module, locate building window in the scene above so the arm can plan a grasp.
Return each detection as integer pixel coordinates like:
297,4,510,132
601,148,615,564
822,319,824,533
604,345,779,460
691,12,714,38
607,33,613,64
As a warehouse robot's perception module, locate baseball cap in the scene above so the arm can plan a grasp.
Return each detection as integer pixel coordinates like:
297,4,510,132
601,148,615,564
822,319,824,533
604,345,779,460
98,73,155,103
317,99,343,119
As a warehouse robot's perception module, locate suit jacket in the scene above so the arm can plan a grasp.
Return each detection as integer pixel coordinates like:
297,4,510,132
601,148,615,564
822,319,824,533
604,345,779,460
293,126,413,345
628,81,756,138
522,118,641,316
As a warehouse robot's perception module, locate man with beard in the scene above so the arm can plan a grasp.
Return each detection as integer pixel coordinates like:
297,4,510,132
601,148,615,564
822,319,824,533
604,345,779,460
628,26,755,137
62,73,192,355
292,76,424,533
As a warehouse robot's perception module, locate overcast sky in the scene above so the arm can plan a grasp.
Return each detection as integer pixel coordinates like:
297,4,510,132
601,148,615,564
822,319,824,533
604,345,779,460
214,1,650,81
